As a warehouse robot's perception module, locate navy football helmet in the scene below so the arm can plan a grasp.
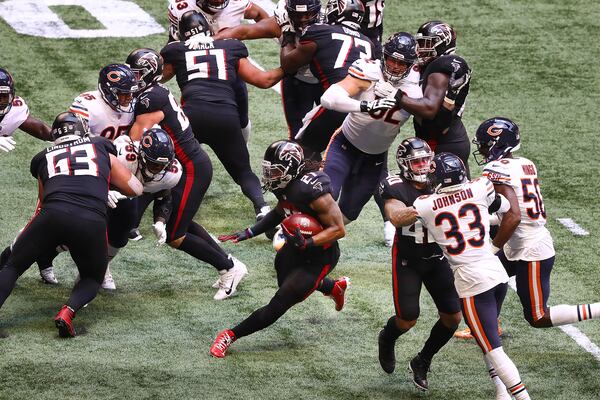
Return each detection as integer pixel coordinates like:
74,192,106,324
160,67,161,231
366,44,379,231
126,48,163,94
51,112,89,144
472,117,521,165
179,10,212,41
415,20,456,64
0,68,15,117
98,64,138,113
396,137,434,183
427,152,467,193
197,0,229,13
325,0,365,31
262,140,305,192
382,32,418,84
286,0,321,30
139,128,175,182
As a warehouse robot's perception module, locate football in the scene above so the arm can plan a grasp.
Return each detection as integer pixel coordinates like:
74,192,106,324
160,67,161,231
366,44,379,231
281,213,323,238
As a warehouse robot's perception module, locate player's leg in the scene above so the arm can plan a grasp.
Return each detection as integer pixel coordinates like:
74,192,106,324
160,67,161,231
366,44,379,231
430,121,471,178
128,192,155,242
322,130,355,207
295,107,347,162
232,77,251,143
281,76,322,137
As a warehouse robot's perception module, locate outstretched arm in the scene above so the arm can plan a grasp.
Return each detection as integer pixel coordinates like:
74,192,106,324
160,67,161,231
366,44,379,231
215,16,281,40
20,116,52,141
238,58,284,88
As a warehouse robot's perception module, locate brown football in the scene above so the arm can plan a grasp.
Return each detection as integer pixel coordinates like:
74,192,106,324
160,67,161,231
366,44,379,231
281,213,323,238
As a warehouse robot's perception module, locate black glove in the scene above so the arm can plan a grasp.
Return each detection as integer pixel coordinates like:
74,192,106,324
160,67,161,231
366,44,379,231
281,227,314,250
218,228,254,243
360,98,397,113
446,67,471,101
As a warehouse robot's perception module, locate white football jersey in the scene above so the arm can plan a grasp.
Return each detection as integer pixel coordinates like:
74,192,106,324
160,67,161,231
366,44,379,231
69,90,133,141
168,0,251,39
340,59,422,154
483,157,555,261
0,96,29,137
414,177,509,298
113,135,182,193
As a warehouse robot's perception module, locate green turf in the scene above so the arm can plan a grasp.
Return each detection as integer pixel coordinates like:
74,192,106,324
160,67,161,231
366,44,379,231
1,0,600,399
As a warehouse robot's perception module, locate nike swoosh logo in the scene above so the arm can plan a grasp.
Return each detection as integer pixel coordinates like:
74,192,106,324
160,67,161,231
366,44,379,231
375,162,384,166
225,278,235,295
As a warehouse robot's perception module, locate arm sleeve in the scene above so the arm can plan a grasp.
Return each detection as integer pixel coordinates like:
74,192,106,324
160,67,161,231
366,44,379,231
248,209,285,236
320,84,362,113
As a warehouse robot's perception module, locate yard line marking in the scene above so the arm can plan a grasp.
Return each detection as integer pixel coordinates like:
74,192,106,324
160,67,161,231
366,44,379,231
557,218,589,236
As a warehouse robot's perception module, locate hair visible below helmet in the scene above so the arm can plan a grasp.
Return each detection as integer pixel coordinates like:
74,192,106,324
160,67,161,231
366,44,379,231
197,0,230,14
51,112,89,144
261,140,305,192
472,117,521,165
325,0,365,31
396,138,434,184
179,10,212,41
98,64,138,113
139,128,175,182
415,20,456,64
286,0,322,31
126,48,163,94
0,68,15,117
427,152,467,193
382,32,418,84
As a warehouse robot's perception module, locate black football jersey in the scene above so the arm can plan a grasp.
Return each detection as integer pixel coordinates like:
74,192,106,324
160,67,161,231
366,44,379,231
379,174,443,260
414,54,471,143
276,171,332,221
134,84,203,161
360,0,384,46
160,39,249,107
30,136,116,221
299,23,374,89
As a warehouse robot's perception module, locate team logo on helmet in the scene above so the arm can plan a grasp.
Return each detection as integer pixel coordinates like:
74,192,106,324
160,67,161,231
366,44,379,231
142,135,153,148
107,71,122,82
487,124,504,137
279,143,303,164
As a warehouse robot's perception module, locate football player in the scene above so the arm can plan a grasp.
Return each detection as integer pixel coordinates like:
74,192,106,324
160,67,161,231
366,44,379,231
0,112,143,338
377,138,461,392
413,153,530,400
161,11,283,223
127,48,248,300
211,140,349,358
319,32,421,225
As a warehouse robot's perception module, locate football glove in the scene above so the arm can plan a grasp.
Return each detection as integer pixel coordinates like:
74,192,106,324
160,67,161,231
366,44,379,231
274,1,294,33
360,98,397,113
218,228,254,243
374,81,404,104
446,68,471,102
152,221,167,246
0,136,16,153
185,35,214,50
281,227,314,250
107,190,127,209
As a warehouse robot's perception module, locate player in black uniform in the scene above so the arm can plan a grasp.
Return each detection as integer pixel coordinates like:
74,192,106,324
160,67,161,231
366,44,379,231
161,11,283,221
375,20,472,175
210,140,349,358
127,48,248,300
377,138,461,391
0,112,143,337
281,0,374,162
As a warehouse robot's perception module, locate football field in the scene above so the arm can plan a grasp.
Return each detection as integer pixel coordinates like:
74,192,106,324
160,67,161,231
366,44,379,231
1,1,600,399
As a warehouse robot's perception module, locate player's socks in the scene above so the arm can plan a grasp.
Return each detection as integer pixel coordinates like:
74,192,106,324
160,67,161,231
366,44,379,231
484,355,510,399
187,222,229,256
419,319,458,363
381,316,407,342
178,233,233,271
485,347,530,400
549,303,600,326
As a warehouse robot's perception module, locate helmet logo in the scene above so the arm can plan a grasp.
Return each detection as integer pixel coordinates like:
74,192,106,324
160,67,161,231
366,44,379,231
142,135,153,148
107,71,122,82
294,5,308,11
139,53,158,71
487,124,504,137
280,143,303,164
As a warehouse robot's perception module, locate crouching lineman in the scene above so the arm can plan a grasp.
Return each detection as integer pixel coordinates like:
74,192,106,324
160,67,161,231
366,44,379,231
377,138,461,391
212,140,349,358
0,112,143,338
414,153,530,400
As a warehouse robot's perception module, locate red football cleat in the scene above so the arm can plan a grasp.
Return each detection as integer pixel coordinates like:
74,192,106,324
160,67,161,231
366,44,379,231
54,305,76,338
329,277,350,311
210,329,236,358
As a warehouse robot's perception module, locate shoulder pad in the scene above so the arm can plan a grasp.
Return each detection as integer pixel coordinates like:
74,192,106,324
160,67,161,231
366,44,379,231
348,58,381,82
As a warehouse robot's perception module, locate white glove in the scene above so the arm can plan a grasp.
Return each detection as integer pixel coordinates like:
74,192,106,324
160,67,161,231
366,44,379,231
374,81,399,99
152,221,167,246
0,136,16,153
107,190,127,209
491,243,501,255
360,98,397,113
185,34,213,50
274,0,294,33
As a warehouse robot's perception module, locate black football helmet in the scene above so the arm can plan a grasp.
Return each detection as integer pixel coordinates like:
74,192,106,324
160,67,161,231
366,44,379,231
286,0,321,31
139,128,175,182
427,152,467,193
126,48,163,94
472,117,521,165
382,32,418,84
197,0,229,14
51,112,89,144
396,137,434,184
325,0,365,31
262,140,305,192
415,20,456,64
98,64,138,113
0,68,15,117
179,10,212,41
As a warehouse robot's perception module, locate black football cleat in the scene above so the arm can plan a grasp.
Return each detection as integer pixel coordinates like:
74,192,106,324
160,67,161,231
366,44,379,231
408,354,431,392
378,329,396,374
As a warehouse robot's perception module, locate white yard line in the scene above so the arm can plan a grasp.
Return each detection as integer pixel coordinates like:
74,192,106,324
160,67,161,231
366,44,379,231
556,218,589,236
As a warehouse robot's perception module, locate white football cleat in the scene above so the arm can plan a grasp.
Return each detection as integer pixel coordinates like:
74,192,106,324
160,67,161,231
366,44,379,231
214,256,248,300
101,266,116,290
384,221,396,247
40,267,58,285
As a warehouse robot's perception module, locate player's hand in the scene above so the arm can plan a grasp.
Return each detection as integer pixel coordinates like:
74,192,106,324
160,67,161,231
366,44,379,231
185,34,213,50
360,98,397,113
218,228,254,243
446,68,471,101
281,227,314,250
0,136,16,153
490,242,501,255
274,1,294,33
395,207,419,226
152,221,167,246
107,190,127,209
374,81,398,98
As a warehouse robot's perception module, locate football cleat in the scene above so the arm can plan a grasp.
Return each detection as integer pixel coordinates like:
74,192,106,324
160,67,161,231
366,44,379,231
408,354,431,392
329,277,350,311
383,221,396,247
40,267,58,284
210,329,236,358
129,228,143,241
214,256,248,300
454,320,503,339
378,329,396,374
54,305,76,338
101,266,116,290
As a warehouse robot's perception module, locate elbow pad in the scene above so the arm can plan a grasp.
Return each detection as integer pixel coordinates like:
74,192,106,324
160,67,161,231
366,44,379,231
320,84,362,113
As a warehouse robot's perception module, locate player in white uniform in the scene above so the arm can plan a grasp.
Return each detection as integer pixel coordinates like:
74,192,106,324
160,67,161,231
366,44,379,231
319,32,421,224
414,153,530,400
